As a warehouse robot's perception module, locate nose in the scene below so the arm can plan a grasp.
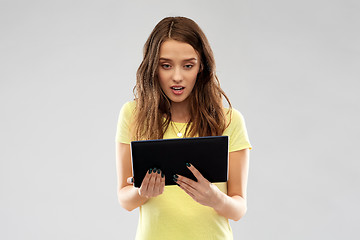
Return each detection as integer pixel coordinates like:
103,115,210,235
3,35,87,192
172,67,183,83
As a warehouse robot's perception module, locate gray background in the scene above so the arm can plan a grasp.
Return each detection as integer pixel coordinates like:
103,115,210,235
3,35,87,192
1,0,359,239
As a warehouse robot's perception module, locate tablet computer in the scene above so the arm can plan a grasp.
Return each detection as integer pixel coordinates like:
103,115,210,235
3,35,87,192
130,136,228,188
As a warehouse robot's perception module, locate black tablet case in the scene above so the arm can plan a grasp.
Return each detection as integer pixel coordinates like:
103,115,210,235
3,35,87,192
130,136,229,188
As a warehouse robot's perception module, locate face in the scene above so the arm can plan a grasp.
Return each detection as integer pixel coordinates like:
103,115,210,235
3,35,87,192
157,39,201,106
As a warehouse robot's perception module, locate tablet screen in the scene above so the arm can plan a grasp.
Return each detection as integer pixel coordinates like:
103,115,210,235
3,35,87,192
130,136,228,188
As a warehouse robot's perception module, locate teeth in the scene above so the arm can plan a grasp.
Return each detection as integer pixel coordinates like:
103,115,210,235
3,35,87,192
172,87,183,90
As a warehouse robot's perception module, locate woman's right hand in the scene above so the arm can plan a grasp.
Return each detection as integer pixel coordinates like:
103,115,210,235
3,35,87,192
128,168,165,199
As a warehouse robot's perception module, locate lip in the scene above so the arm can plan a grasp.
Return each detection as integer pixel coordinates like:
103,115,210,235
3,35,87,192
170,85,185,88
170,86,185,95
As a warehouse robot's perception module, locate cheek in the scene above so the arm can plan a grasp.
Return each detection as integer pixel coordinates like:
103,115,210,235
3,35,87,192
188,71,198,85
157,71,164,81
158,70,168,81
157,75,167,91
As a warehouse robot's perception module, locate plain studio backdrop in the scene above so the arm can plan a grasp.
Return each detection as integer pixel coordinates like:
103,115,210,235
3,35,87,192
1,0,359,239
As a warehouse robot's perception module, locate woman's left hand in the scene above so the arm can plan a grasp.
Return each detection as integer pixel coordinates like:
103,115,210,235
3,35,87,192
174,163,224,209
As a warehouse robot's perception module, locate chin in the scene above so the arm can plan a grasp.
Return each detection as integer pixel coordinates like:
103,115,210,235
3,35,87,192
169,96,190,104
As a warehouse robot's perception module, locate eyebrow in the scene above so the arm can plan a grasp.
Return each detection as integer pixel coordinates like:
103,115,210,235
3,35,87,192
159,57,197,62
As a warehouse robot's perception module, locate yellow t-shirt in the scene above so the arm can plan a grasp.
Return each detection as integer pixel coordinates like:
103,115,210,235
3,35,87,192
115,100,252,240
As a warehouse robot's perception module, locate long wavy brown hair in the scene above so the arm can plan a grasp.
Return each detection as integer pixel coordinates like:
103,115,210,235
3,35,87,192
131,16,232,141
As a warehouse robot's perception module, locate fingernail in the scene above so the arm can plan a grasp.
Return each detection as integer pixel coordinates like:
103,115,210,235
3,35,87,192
173,174,178,179
131,178,133,183
173,177,177,182
186,163,191,167
161,172,164,178
153,168,157,173
157,169,161,174
148,168,152,174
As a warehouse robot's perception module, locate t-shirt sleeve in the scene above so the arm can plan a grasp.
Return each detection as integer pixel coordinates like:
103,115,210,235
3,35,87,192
115,101,134,144
223,108,252,152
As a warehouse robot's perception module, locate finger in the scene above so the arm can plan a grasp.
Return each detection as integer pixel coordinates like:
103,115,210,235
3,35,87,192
160,171,165,194
140,169,152,195
147,168,157,196
154,169,162,195
177,176,197,195
177,174,197,191
186,163,205,181
178,183,196,199
127,177,133,184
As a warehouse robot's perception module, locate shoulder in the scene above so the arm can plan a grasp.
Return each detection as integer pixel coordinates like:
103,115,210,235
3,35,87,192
120,100,136,115
117,100,137,125
223,107,245,125
116,100,136,143
222,106,252,151
122,99,136,110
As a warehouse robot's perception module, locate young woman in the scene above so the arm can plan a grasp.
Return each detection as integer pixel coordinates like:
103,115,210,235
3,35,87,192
115,16,252,240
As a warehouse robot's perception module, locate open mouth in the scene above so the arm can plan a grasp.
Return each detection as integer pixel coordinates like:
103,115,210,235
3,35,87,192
171,87,185,90
170,86,185,95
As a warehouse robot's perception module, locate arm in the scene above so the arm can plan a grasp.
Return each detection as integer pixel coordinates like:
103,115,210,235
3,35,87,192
116,142,166,211
175,148,250,221
115,142,149,211
213,148,249,221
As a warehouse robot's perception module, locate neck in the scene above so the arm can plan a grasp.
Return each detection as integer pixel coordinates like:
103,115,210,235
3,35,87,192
170,101,190,123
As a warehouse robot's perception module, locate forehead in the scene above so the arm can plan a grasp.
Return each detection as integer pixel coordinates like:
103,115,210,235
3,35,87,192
159,40,199,60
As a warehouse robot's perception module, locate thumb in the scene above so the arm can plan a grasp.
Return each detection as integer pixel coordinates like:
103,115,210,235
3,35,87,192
127,177,134,184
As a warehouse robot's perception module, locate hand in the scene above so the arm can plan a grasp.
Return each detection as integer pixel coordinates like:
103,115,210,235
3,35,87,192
131,168,165,199
174,163,223,208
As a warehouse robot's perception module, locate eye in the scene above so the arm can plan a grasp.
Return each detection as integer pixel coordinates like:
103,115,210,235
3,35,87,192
161,64,171,69
184,65,193,69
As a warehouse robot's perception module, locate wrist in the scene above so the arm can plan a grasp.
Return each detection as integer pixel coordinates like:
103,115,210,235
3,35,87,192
211,186,226,213
137,188,149,199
